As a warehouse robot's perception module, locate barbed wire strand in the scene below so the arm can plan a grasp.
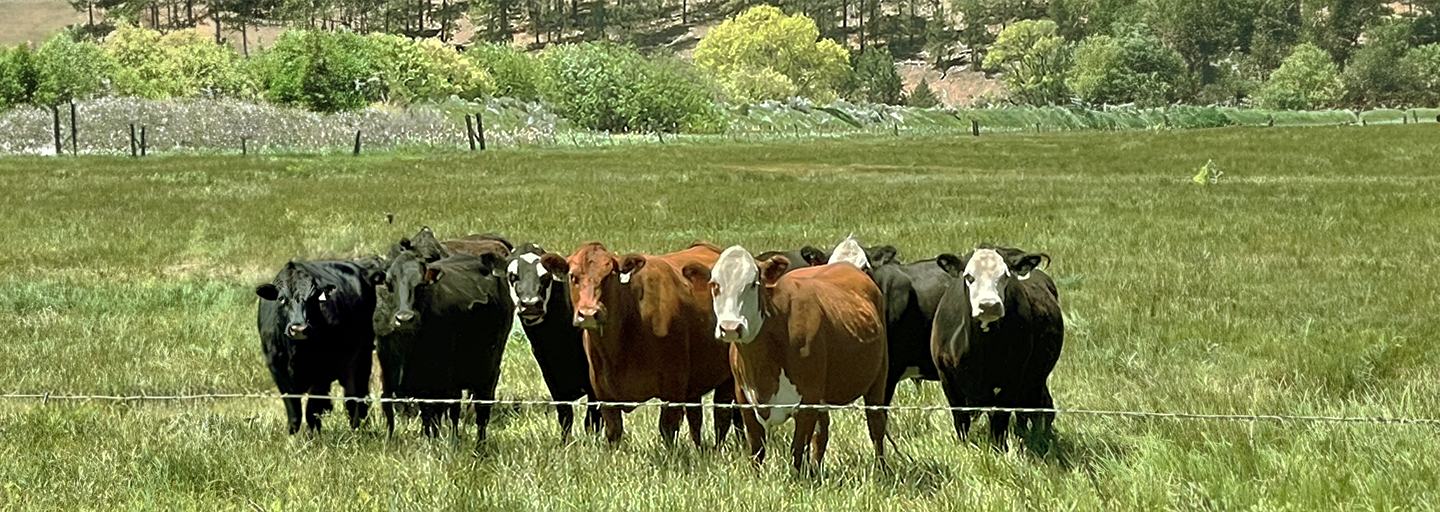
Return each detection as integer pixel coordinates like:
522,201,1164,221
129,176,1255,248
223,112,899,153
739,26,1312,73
0,393,1435,426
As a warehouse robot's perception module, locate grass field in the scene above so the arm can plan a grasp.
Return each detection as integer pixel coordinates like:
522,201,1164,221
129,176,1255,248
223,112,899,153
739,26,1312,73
1,125,1438,510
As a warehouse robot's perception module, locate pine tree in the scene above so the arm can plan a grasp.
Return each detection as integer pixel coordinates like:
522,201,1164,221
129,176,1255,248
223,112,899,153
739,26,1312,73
907,77,939,107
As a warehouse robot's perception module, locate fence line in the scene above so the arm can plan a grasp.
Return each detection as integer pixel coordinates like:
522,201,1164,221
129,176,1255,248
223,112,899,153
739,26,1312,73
1,393,1436,426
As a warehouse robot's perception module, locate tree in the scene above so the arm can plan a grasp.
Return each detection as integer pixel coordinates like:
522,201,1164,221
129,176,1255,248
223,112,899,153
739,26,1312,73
1401,43,1440,106
1340,19,1414,107
693,5,850,103
906,77,940,107
1141,0,1261,85
35,31,114,105
846,46,903,104
1303,0,1390,65
983,18,1069,105
1258,42,1340,109
251,29,378,112
0,45,41,109
1067,25,1188,106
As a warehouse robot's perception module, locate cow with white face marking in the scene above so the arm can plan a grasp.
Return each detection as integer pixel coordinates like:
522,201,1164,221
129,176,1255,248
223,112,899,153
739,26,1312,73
505,243,601,441
930,245,1063,451
826,235,871,271
689,246,889,471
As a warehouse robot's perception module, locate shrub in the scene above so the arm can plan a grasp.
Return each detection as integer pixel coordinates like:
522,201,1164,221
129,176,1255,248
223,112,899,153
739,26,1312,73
106,25,251,100
1401,43,1440,107
1068,26,1189,107
252,30,377,113
366,34,492,105
845,46,903,105
163,30,252,98
906,78,941,108
34,31,113,105
0,45,41,108
464,43,543,101
983,19,1070,106
693,5,850,103
538,42,721,133
1340,21,1414,108
1258,43,1341,110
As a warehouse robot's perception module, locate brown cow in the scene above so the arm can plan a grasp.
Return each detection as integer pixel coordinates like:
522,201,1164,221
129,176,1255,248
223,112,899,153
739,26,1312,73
540,241,736,447
687,245,889,471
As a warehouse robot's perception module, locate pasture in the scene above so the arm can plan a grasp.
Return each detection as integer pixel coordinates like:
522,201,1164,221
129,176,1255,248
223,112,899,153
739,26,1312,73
0,125,1438,510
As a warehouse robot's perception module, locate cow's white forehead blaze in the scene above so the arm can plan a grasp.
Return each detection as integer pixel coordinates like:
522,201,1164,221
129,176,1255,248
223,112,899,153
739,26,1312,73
712,246,762,344
714,246,758,284
828,235,869,270
965,249,1008,328
507,259,520,275
964,249,1008,278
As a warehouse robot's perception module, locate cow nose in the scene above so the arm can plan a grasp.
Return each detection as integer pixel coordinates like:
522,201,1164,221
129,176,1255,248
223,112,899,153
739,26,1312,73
287,324,309,339
976,299,1003,320
574,307,604,327
717,319,745,340
521,297,542,308
394,311,415,324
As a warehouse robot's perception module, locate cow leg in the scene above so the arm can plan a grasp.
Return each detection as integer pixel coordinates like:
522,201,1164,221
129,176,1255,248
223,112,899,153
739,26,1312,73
810,412,831,471
789,410,818,474
938,379,972,442
712,383,737,448
420,404,441,437
304,383,332,433
282,395,303,435
684,402,704,448
342,350,372,429
736,384,766,466
601,406,624,445
584,402,603,434
555,403,575,442
988,410,1011,452
883,363,904,407
864,377,889,470
382,392,396,439
658,405,684,447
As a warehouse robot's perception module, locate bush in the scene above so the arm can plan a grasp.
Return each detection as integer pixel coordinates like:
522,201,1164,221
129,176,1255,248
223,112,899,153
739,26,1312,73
251,30,377,113
0,44,40,109
34,30,113,105
1401,43,1440,107
845,46,903,105
983,19,1070,106
906,78,940,108
1068,26,1189,107
1340,21,1414,108
693,5,850,103
1258,43,1341,110
105,25,251,100
538,42,721,133
366,34,492,105
465,43,543,101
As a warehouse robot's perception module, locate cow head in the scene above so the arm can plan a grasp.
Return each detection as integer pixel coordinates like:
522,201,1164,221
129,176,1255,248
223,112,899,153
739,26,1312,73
695,245,789,344
506,243,559,326
827,235,871,271
377,249,443,328
545,242,622,331
936,247,1048,330
256,262,338,341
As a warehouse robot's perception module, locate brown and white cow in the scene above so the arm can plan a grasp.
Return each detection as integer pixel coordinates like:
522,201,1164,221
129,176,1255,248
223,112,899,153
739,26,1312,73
688,245,889,471
540,241,735,447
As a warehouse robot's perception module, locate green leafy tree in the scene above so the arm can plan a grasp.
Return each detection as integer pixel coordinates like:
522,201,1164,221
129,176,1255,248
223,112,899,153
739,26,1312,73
251,29,377,112
983,18,1069,105
845,46,903,104
539,42,721,132
0,44,41,108
35,31,114,105
1340,20,1414,107
693,5,850,103
1258,42,1340,109
105,25,251,100
465,42,543,101
1401,43,1440,107
906,77,940,107
367,33,492,105
1141,0,1264,85
1067,25,1188,106
1303,0,1390,65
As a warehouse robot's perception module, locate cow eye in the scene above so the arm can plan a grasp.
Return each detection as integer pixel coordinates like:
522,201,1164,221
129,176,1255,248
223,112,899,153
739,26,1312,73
964,274,976,285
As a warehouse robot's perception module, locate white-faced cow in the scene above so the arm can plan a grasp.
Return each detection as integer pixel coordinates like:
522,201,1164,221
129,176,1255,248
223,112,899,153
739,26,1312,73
930,245,1063,450
372,245,514,447
256,260,378,434
691,246,889,471
505,242,601,441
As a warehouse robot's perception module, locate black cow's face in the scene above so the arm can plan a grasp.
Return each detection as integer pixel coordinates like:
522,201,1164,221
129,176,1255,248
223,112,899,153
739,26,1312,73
506,244,556,326
383,250,441,328
256,263,336,341
937,248,1047,330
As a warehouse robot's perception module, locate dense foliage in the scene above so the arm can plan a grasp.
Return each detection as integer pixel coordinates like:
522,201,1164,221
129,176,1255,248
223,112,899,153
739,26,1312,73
539,42,721,133
844,46,903,105
1258,43,1341,110
983,19,1069,106
693,5,850,103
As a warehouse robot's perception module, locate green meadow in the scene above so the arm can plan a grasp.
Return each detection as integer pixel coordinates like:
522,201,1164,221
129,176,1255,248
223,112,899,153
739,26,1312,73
0,125,1437,510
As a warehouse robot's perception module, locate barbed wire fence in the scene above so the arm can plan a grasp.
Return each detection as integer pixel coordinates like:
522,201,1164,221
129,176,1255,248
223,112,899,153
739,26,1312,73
2,392,1437,426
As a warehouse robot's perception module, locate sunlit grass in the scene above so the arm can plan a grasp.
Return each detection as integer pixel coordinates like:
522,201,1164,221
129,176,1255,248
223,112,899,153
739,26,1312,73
0,125,1438,510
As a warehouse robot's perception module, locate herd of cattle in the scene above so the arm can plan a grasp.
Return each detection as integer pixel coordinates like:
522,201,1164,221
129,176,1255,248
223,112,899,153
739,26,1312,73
255,228,1064,469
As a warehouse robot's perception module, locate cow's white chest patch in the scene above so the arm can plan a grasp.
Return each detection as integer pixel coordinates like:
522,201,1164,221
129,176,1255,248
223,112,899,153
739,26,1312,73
744,370,801,427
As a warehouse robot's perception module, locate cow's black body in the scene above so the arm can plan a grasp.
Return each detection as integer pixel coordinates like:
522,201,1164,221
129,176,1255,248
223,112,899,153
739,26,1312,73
507,243,601,440
870,257,955,403
256,260,377,434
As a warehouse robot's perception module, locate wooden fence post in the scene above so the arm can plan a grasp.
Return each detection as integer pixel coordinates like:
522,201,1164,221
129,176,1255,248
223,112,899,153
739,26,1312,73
140,126,147,156
129,124,137,157
465,114,476,151
353,130,361,155
52,105,61,156
476,112,486,150
69,102,77,155
241,137,247,155
972,120,980,137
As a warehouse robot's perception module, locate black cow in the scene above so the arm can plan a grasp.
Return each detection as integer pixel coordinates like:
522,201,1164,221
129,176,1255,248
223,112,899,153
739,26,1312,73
505,243,601,441
256,260,377,434
931,245,1063,450
389,227,514,263
373,248,515,446
870,254,955,403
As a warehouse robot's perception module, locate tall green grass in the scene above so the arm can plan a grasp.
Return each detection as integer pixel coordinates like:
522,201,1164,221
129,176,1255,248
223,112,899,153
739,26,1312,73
0,125,1438,510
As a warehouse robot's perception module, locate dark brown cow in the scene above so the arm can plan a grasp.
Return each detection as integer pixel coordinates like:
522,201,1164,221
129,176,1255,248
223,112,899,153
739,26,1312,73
539,242,735,447
689,246,889,471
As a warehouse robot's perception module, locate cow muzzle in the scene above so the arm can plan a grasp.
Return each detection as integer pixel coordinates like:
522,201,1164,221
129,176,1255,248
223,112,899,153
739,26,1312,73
518,298,545,324
286,323,311,340
716,318,746,342
573,307,605,329
393,310,416,326
973,298,1004,323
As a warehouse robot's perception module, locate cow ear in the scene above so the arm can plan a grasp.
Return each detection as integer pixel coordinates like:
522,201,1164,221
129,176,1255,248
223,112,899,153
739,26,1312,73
368,269,387,286
399,237,413,251
869,245,898,266
681,262,711,287
800,246,827,266
759,255,790,287
540,253,569,275
936,254,964,278
618,254,646,284
423,267,443,284
256,283,279,301
477,253,504,277
1010,253,1049,278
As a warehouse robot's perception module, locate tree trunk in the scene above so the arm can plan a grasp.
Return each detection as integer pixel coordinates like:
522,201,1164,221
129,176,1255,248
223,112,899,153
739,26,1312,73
241,22,248,56
87,2,94,26
214,6,221,44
